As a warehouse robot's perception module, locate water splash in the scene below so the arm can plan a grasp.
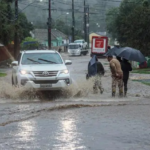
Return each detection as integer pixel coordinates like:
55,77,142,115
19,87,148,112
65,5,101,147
0,77,96,101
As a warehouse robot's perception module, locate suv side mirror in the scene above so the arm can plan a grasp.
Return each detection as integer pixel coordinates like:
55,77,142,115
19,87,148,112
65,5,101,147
65,60,72,65
12,61,18,66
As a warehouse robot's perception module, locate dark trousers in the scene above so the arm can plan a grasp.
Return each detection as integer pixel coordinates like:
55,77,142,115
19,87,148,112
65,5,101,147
123,78,128,95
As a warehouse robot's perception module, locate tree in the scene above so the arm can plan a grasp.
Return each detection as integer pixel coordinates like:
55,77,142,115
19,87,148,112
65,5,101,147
106,0,150,56
18,13,34,42
21,37,39,50
0,1,14,45
106,7,119,40
0,1,34,45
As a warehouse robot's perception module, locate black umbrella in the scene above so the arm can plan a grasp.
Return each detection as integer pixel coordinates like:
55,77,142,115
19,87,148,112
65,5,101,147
103,47,119,56
115,47,146,63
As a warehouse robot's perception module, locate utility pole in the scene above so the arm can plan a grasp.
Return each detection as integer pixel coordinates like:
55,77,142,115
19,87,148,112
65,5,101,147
48,0,51,49
72,0,75,42
84,0,87,42
87,5,90,48
66,14,68,38
14,0,18,59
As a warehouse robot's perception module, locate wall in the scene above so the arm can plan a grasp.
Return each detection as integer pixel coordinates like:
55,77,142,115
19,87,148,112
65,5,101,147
0,44,15,63
43,37,63,47
89,33,102,43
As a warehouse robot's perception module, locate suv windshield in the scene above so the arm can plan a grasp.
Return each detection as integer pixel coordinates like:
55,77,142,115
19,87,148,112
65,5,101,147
69,45,80,49
21,53,63,65
74,41,83,43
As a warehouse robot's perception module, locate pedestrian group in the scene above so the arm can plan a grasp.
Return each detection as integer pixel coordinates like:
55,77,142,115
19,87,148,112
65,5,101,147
87,54,132,97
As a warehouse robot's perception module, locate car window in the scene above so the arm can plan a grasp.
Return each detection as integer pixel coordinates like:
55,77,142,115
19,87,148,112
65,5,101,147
21,53,63,65
69,45,79,49
74,41,82,43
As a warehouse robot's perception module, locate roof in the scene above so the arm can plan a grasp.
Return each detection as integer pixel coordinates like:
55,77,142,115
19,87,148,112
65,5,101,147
96,32,107,36
33,29,55,42
22,50,57,53
90,32,106,36
33,29,67,43
51,29,67,39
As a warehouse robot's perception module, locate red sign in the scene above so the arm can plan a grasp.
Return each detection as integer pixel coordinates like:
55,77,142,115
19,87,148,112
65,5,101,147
91,36,108,55
95,39,104,48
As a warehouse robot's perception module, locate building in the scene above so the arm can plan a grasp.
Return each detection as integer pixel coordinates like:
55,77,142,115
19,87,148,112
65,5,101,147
89,32,107,43
33,29,69,48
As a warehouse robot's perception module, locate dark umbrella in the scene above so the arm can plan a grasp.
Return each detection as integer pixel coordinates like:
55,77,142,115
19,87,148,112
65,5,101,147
115,47,146,63
103,46,119,56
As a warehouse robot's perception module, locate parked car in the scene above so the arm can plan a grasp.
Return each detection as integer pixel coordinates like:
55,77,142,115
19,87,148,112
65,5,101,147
12,50,72,90
74,39,87,49
68,43,88,56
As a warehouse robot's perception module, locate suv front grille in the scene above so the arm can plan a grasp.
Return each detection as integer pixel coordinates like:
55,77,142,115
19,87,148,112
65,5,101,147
33,71,58,77
33,80,58,84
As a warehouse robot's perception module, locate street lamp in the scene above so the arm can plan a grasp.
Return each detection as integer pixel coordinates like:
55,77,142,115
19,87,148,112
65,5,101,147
66,12,69,25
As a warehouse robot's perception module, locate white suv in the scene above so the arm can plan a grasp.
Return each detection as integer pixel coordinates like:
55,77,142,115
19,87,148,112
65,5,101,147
12,50,72,90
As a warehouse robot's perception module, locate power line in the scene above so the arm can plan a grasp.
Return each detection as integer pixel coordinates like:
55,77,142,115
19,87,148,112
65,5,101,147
72,0,75,42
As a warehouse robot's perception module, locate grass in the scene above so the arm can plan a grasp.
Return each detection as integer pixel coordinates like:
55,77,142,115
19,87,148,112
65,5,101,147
0,72,7,77
132,80,150,86
142,82,150,86
103,63,109,65
132,68,150,74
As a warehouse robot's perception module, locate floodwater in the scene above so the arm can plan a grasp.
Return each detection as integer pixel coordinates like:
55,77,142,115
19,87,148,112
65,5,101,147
0,53,150,102
0,53,150,149
0,104,150,150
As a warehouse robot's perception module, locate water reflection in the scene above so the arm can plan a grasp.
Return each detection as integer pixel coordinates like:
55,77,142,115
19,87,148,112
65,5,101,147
15,120,36,143
54,114,86,150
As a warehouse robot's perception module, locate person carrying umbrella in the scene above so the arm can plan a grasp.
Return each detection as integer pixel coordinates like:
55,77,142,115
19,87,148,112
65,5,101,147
87,54,104,94
121,58,132,96
115,47,146,96
107,56,123,97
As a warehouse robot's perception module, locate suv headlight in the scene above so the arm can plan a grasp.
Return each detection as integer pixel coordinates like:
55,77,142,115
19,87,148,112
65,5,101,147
20,70,30,75
60,69,69,74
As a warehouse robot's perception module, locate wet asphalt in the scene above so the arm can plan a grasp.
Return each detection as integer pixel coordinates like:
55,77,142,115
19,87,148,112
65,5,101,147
0,102,150,150
0,53,150,150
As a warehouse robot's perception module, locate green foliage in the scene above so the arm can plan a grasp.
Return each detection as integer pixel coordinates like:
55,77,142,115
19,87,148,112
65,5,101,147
132,80,150,86
106,0,150,56
0,73,7,77
21,37,39,50
18,13,34,41
0,1,34,45
0,2,14,45
132,68,150,74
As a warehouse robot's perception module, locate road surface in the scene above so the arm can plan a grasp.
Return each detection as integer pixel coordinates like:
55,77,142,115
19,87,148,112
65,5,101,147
0,53,150,150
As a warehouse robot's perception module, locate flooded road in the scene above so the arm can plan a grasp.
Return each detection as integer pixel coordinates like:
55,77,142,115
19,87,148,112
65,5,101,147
0,102,150,150
0,53,150,149
1,53,150,101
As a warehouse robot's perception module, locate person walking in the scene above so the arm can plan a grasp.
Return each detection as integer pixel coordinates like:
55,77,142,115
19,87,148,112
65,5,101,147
107,56,123,97
121,58,132,96
87,54,104,94
116,57,132,96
